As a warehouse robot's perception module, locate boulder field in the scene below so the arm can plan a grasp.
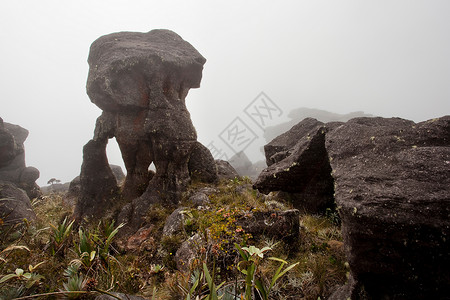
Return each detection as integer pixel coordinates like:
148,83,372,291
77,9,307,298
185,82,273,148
254,116,450,299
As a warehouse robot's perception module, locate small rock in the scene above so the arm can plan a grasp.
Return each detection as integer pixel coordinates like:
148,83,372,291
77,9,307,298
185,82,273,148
175,233,205,272
162,207,188,237
125,225,155,252
188,192,210,207
0,180,36,225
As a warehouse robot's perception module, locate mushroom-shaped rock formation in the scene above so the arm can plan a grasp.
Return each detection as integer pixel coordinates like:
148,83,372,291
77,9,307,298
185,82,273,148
75,30,212,229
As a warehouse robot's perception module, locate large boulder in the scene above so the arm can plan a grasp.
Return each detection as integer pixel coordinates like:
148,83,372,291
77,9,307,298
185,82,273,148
253,118,336,213
326,116,450,299
66,164,126,207
78,29,206,233
255,115,450,298
0,181,36,225
236,209,300,245
263,118,326,166
0,118,40,199
188,141,218,184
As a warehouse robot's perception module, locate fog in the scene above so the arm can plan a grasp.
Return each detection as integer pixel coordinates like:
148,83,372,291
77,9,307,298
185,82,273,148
1,0,449,186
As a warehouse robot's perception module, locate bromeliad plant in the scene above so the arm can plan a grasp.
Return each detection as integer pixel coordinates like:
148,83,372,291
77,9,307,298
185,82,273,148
235,244,299,300
49,216,74,256
0,262,45,293
73,221,124,271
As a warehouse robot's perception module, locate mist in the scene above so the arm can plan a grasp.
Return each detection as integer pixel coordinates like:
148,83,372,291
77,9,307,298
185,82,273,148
1,0,449,186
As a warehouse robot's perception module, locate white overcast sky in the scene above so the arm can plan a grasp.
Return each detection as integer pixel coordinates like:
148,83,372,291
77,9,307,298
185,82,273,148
1,1,449,186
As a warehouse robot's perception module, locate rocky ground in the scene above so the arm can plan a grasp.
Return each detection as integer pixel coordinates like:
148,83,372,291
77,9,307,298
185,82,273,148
0,178,346,299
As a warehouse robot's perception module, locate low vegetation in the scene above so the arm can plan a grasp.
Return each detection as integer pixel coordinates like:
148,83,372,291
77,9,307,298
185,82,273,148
0,178,347,299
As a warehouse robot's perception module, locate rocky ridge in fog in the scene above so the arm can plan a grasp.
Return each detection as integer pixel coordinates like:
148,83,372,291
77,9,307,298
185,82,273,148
75,30,217,237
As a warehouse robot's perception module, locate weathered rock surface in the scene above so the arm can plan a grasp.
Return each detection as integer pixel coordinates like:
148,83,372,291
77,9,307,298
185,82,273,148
122,225,156,252
67,176,81,198
215,159,239,180
187,191,210,207
183,186,216,207
256,115,450,298
162,207,188,237
0,118,40,199
188,141,218,184
253,118,336,213
0,180,36,225
77,29,207,231
327,116,450,299
65,165,126,206
74,139,119,221
175,233,204,272
236,209,300,244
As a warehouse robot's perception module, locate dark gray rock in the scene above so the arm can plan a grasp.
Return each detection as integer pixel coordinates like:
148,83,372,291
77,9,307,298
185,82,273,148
0,119,40,199
264,118,326,166
67,164,124,202
256,115,450,298
188,141,218,184
67,176,81,197
74,139,119,221
0,120,17,169
18,167,40,199
327,116,450,299
215,159,239,180
175,233,204,272
3,122,29,145
253,118,335,213
162,207,188,237
237,209,300,244
79,29,206,233
183,186,216,207
19,167,39,184
0,180,36,225
87,30,205,111
187,192,210,207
